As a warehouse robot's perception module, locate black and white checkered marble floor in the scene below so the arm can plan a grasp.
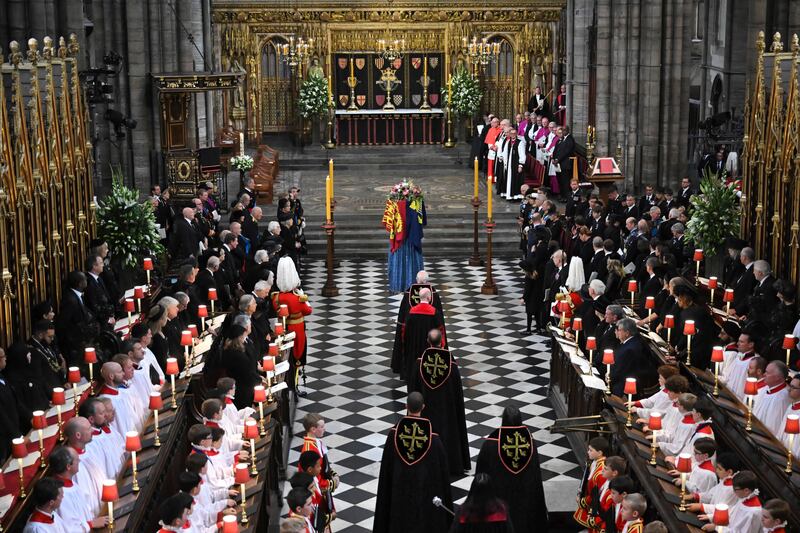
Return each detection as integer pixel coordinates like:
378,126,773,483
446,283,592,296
281,258,582,532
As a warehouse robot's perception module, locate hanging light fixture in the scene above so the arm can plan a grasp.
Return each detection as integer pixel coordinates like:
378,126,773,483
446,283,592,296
376,0,405,62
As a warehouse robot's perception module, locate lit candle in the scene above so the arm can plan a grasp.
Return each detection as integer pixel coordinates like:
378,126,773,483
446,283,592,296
487,175,492,220
473,157,479,198
239,131,244,155
423,56,427,79
329,159,334,193
327,75,333,103
447,74,452,105
350,55,354,78
325,176,332,222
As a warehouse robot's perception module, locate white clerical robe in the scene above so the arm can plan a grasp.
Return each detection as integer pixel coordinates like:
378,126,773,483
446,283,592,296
23,510,69,533
207,449,235,487
660,401,682,436
720,342,738,374
752,382,791,436
87,427,124,478
534,128,549,164
719,352,756,401
658,413,696,456
142,347,165,384
634,388,671,420
699,476,736,514
119,383,146,432
726,495,762,533
56,479,93,533
99,385,137,435
72,446,104,515
222,397,254,430
196,482,228,529
132,365,156,408
686,459,717,493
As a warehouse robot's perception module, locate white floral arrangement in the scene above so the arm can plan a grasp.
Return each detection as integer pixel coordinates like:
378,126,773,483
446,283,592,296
298,74,330,118
230,154,254,171
443,67,483,118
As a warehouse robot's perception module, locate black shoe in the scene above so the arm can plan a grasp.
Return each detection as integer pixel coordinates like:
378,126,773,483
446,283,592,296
520,329,532,336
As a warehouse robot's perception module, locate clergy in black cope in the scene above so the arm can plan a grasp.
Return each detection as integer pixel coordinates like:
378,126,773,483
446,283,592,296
374,392,453,533
391,272,446,377
408,330,470,475
395,287,447,381
475,405,548,533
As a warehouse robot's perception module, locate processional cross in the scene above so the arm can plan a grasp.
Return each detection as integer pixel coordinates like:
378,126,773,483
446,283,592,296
376,67,401,111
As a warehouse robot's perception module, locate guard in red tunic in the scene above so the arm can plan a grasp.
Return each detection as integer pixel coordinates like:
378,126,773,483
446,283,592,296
273,257,312,393
574,437,610,529
301,413,339,532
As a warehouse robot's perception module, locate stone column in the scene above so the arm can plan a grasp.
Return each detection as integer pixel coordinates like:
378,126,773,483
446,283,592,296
125,0,152,191
594,0,612,155
569,0,594,142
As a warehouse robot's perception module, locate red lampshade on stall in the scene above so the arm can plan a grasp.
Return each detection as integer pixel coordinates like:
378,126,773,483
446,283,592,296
253,385,267,403
557,300,570,313
708,277,718,289
123,298,135,313
627,280,638,293
711,346,725,363
723,288,734,302
602,349,615,365
572,317,583,331
51,387,65,405
188,324,198,338
693,249,704,262
783,335,797,350
180,330,193,347
262,356,275,372
125,431,142,452
84,347,97,364
243,419,259,440
644,296,655,309
744,377,759,397
165,358,179,376
623,378,637,396
648,412,663,431
197,305,208,318
664,315,675,328
142,258,154,271
278,304,289,318
274,323,285,336
207,288,218,301
785,414,800,435
221,514,239,533
234,463,250,484
585,337,597,351
683,320,696,336
101,480,118,502
149,392,163,410
676,453,692,473
268,343,278,356
133,286,144,300
67,366,80,384
11,438,27,459
712,504,730,526
31,411,46,430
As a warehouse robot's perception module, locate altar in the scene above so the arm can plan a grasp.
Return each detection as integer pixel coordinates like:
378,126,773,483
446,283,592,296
335,108,444,145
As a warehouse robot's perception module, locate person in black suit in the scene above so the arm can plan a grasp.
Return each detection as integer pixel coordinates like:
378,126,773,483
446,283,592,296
244,250,274,293
541,249,569,330
746,260,778,323
84,254,115,329
221,324,263,409
236,177,257,211
27,319,65,393
677,177,694,210
604,186,624,217
195,255,222,309
732,247,757,316
638,257,663,314
0,347,28,462
588,237,606,281
568,279,611,352
595,305,624,371
56,271,99,367
622,194,640,220
220,232,243,303
704,151,727,180
169,207,202,263
520,224,550,334
668,223,692,270
242,206,261,253
673,284,717,369
552,126,576,200
638,184,656,216
610,318,649,396
722,238,747,287
565,179,584,219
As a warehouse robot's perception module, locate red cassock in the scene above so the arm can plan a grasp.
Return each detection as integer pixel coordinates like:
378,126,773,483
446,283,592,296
272,291,313,363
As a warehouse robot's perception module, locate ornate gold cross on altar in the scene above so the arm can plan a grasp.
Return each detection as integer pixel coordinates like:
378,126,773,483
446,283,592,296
502,432,531,466
376,67,401,110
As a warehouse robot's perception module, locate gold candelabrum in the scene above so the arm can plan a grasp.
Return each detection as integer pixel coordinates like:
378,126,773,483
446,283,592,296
278,36,314,69
461,36,500,74
419,75,432,111
586,125,596,170
346,76,359,111
376,37,406,62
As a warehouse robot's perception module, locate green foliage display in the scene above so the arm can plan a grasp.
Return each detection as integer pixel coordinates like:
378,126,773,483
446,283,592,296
685,169,741,255
97,168,164,268
298,74,330,118
442,67,482,117
230,154,254,171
